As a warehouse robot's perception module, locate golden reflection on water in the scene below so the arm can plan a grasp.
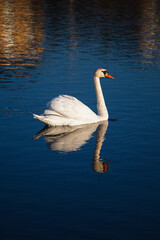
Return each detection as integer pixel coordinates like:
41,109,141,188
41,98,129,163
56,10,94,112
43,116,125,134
138,0,160,65
0,0,159,69
0,0,44,68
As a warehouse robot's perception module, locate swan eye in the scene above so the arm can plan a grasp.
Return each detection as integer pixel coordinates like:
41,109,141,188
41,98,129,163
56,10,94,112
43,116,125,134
102,70,109,76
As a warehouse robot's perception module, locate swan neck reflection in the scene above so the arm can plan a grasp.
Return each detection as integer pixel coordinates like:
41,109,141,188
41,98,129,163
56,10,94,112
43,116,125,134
93,121,110,173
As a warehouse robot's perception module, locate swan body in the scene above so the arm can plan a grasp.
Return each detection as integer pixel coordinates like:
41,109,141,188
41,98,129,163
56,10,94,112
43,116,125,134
33,68,114,126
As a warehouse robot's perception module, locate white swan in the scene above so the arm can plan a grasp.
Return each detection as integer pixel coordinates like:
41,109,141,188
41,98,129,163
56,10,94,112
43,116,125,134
33,68,114,126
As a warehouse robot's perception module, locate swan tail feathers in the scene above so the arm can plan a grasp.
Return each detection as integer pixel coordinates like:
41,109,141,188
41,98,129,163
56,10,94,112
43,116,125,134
33,114,55,126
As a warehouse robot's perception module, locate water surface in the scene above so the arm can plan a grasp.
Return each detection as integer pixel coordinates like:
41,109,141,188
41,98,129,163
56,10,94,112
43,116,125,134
0,0,160,239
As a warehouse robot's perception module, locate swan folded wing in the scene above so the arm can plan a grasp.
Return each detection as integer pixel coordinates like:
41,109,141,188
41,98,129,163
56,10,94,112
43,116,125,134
46,95,97,122
44,109,63,117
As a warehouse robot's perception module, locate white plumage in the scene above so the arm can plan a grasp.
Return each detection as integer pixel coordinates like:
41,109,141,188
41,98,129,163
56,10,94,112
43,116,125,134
33,68,114,126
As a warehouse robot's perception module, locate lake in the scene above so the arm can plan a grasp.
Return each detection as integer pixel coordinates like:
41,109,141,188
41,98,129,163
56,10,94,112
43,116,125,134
0,0,160,239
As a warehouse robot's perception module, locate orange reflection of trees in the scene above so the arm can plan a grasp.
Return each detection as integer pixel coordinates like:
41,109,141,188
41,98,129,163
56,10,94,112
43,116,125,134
0,0,44,68
138,0,160,65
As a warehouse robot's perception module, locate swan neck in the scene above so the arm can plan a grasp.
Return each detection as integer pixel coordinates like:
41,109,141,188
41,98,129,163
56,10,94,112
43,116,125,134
94,76,108,117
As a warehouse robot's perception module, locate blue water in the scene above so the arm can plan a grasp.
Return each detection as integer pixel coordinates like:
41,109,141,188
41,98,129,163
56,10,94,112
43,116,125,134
0,0,160,239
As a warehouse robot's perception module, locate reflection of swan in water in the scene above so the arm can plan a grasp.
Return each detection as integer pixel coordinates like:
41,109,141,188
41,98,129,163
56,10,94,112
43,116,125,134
33,123,98,152
33,121,111,172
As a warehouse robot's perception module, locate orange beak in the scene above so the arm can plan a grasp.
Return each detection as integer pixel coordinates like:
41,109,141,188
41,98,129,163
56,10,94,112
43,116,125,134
105,73,114,79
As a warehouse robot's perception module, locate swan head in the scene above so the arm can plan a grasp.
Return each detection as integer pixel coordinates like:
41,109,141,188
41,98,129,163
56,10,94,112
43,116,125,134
94,68,114,79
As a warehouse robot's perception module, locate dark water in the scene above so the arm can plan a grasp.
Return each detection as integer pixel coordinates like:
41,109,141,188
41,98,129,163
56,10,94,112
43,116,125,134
0,0,160,239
